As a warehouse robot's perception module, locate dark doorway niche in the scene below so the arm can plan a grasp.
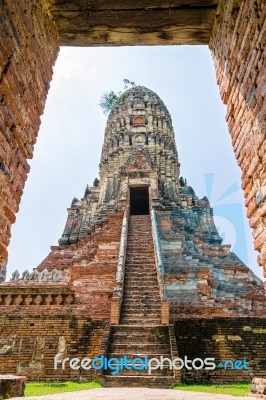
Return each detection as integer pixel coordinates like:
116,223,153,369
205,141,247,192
130,187,149,215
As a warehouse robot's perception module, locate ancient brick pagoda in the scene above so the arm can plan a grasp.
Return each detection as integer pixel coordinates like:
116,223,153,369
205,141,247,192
0,86,265,386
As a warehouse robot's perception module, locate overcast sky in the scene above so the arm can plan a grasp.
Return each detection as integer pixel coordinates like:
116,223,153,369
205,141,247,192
6,45,264,280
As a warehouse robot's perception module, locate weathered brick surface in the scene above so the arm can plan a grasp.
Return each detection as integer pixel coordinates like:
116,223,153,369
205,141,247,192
175,318,266,383
0,307,106,381
0,0,59,267
0,208,123,380
210,0,266,277
155,209,265,318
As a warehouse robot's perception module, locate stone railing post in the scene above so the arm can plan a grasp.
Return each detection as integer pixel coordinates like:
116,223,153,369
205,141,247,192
151,209,170,325
110,208,129,325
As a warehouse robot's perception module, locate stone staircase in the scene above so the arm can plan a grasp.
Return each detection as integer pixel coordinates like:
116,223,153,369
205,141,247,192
103,215,176,387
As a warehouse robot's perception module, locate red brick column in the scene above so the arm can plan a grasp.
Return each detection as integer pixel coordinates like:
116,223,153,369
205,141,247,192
210,0,266,277
0,0,59,266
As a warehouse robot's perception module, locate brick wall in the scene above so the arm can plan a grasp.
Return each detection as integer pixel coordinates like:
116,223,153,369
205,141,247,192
0,307,107,381
0,212,123,380
210,0,266,278
0,0,59,266
175,317,266,383
36,212,123,319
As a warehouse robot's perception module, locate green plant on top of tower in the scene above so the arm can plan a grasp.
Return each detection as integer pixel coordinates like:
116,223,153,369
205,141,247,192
99,79,135,115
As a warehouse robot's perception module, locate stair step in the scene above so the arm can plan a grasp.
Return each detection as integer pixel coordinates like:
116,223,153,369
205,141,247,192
127,243,154,246
120,317,161,322
122,299,161,303
124,280,158,284
107,351,171,358
123,282,159,287
124,270,157,274
127,245,154,248
122,300,161,305
105,370,171,377
123,291,160,296
122,301,161,306
125,260,155,264
104,363,172,377
122,298,161,302
111,340,170,347
127,244,153,246
123,292,160,296
123,293,160,296
102,375,175,388
121,310,161,315
121,315,161,320
126,256,155,260
126,244,154,248
122,303,161,308
120,319,162,324
123,291,158,295
124,276,158,281
121,315,161,325
126,260,155,262
124,272,157,276
125,266,155,268
109,343,170,352
124,269,157,273
127,237,153,239
111,325,168,332
123,285,159,289
122,304,161,308
123,293,161,297
111,332,167,337
124,279,158,283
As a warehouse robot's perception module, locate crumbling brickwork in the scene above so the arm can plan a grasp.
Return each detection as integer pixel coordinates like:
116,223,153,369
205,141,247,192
155,210,265,318
9,212,123,320
0,307,107,381
210,0,266,277
0,0,59,267
175,318,266,383
0,212,122,380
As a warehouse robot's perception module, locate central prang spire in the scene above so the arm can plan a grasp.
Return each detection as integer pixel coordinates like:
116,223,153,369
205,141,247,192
59,86,190,245
98,86,181,210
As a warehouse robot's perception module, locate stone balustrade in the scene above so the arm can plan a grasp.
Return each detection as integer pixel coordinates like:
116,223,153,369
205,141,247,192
10,268,66,282
110,209,129,325
0,289,75,306
151,208,170,325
